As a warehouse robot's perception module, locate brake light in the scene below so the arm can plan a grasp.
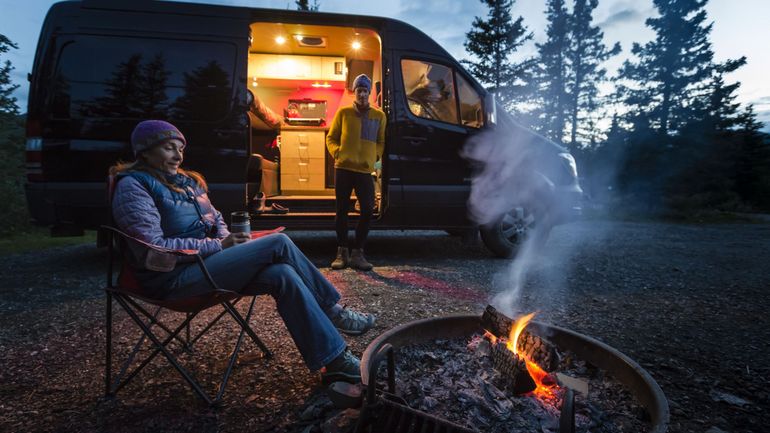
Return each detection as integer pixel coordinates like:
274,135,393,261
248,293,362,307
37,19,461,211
26,137,43,182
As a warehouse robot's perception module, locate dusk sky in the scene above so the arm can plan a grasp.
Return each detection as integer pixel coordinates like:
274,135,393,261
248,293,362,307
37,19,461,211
2,0,768,130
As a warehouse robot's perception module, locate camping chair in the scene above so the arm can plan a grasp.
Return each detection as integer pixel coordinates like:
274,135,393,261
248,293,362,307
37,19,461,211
101,225,274,405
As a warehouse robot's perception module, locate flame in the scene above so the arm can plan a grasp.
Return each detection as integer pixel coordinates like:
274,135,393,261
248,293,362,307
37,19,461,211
506,312,536,355
506,312,558,399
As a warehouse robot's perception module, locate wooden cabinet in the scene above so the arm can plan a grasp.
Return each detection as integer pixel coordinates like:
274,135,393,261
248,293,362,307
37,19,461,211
280,130,328,192
250,54,345,81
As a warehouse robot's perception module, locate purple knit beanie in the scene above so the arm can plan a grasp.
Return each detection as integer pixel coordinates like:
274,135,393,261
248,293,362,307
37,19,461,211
352,74,372,92
130,120,186,156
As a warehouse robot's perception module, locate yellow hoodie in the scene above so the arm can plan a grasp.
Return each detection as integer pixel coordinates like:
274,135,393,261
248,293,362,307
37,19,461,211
326,104,386,174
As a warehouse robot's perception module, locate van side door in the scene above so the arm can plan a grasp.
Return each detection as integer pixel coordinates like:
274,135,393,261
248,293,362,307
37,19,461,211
389,54,485,226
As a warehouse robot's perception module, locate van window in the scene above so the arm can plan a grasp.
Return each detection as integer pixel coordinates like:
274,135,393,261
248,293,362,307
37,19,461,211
456,74,483,128
401,59,458,124
52,36,236,121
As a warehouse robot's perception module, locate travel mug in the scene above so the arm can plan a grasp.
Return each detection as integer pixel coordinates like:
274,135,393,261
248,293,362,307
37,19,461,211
230,211,251,234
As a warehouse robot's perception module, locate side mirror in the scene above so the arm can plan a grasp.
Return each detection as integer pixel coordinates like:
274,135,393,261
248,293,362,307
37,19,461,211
485,92,497,126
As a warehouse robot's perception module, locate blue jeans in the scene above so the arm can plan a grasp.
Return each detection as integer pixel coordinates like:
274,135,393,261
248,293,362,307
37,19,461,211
166,233,345,371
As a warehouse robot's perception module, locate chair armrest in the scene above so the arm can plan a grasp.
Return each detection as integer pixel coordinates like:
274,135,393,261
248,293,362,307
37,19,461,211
250,226,285,240
101,225,200,272
101,225,199,256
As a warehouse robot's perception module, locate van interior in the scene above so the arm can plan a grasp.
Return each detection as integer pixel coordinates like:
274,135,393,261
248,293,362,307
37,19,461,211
246,22,382,218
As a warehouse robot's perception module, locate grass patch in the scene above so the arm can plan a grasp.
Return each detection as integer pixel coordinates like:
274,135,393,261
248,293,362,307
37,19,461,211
0,227,98,256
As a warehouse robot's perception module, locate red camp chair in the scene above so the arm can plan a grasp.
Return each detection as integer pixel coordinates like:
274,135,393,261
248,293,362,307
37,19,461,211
102,176,277,405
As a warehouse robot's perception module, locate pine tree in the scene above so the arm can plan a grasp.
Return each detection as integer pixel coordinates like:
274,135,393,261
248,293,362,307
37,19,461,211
295,0,319,11
532,0,569,143
616,0,716,136
0,34,20,116
462,0,533,114
565,0,620,149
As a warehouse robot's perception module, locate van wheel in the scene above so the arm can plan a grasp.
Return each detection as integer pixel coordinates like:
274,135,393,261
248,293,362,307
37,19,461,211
480,207,547,258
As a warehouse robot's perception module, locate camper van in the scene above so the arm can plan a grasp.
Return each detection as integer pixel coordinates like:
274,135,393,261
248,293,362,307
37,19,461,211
25,0,582,257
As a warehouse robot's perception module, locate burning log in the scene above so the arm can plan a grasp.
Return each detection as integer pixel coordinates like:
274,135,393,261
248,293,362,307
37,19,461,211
481,305,559,371
490,341,536,394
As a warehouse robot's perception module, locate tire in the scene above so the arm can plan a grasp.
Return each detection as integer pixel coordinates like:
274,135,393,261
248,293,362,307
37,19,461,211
480,207,549,258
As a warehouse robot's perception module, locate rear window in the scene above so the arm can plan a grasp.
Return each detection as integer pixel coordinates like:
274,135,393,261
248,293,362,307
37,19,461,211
51,36,236,122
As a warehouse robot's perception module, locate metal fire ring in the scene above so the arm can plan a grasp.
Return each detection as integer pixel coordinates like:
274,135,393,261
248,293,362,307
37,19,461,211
360,314,669,433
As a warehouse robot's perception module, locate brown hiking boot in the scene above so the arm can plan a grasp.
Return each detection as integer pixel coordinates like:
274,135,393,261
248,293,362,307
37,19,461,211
349,249,373,271
331,247,349,270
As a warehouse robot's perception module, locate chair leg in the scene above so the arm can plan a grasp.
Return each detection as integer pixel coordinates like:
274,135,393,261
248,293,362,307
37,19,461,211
222,298,273,358
105,292,113,397
124,296,190,349
187,299,241,348
214,297,258,403
112,305,163,392
113,295,213,405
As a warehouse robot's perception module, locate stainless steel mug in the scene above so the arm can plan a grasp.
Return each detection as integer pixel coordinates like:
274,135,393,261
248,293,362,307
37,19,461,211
230,211,251,234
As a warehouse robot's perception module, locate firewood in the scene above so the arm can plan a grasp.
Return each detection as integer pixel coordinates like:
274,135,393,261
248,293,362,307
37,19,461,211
481,305,559,371
490,341,536,395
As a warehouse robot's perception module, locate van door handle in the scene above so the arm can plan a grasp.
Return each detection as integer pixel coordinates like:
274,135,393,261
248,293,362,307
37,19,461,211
404,136,427,146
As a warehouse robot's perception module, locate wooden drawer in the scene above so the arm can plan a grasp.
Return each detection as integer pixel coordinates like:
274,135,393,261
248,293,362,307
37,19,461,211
280,157,326,176
280,131,326,159
280,174,325,191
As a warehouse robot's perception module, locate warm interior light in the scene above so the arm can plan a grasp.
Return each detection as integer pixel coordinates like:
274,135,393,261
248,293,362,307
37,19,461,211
311,82,332,88
294,34,304,41
275,36,286,44
352,41,361,50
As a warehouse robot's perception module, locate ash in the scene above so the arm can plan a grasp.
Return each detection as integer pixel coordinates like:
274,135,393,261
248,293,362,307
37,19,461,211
378,335,649,433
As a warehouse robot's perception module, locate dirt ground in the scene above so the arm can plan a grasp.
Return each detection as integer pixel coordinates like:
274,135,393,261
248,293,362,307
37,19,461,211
0,219,768,433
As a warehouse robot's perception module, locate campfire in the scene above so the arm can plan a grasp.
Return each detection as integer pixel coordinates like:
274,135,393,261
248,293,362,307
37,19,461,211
481,311,559,398
351,305,661,433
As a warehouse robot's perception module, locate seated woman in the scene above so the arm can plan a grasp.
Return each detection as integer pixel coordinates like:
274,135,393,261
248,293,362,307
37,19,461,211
110,120,375,384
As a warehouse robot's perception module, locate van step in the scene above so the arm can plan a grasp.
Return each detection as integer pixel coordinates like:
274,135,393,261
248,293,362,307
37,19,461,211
258,195,354,213
251,211,380,219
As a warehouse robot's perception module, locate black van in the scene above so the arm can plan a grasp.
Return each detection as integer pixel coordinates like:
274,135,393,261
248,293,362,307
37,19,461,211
25,0,582,257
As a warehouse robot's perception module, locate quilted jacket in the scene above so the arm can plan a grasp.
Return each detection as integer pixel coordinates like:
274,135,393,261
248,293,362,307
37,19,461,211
112,170,230,258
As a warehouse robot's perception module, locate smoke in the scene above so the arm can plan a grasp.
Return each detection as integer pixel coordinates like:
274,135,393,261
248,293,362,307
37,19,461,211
463,119,593,319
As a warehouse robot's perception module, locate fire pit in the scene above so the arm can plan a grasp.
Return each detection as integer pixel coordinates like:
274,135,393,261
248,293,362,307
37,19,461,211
355,307,669,433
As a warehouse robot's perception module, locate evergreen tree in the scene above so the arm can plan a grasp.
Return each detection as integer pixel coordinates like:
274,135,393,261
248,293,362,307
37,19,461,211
565,0,620,149
295,0,319,11
701,56,747,132
82,54,145,118
616,0,716,136
734,105,770,209
462,0,533,115
0,34,26,234
136,53,170,118
532,0,569,143
0,34,20,116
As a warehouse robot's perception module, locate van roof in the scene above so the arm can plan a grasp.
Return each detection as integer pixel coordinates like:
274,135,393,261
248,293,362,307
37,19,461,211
47,0,455,61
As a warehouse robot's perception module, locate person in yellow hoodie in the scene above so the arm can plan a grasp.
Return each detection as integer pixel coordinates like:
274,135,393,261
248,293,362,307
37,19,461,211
326,74,386,270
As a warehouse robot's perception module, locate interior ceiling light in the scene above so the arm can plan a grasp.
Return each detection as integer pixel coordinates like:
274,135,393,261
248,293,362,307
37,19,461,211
275,36,286,44
295,35,327,48
352,41,362,50
311,82,332,88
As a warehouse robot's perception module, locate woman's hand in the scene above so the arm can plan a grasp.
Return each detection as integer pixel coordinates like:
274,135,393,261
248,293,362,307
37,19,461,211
221,232,251,249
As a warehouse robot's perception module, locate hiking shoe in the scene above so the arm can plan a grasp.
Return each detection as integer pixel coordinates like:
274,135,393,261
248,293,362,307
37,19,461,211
322,349,361,385
331,247,349,270
331,305,376,336
349,248,373,271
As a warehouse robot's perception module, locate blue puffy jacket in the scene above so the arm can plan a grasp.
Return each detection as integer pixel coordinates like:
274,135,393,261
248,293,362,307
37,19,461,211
112,170,230,258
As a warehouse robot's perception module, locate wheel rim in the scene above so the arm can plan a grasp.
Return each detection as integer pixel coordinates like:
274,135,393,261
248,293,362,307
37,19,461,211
498,207,535,247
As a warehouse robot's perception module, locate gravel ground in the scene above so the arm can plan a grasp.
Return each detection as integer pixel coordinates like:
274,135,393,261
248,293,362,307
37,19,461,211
0,219,768,433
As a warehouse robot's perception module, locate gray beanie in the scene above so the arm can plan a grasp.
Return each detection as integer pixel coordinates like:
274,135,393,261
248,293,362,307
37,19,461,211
130,120,186,156
352,74,372,92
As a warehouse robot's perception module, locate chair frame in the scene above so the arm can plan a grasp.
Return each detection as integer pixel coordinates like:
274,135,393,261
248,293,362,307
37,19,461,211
102,225,273,406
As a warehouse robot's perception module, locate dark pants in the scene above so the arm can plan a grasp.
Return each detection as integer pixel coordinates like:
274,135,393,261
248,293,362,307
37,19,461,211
335,168,374,249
